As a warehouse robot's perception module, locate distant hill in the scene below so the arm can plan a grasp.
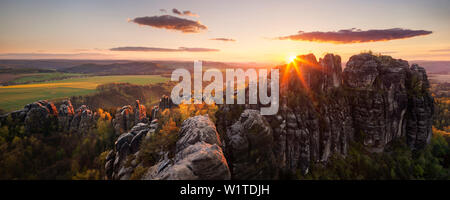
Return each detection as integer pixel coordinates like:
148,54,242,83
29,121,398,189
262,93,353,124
60,62,170,75
411,60,450,74
0,59,131,70
60,61,243,75
0,59,243,75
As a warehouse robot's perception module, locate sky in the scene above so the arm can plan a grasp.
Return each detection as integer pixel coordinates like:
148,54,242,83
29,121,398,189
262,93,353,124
0,0,449,64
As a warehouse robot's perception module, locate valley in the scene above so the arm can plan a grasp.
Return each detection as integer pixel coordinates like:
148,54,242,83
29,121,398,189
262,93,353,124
0,75,169,112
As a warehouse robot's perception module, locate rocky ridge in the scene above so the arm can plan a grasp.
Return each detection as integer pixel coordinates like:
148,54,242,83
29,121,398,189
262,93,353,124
0,53,434,180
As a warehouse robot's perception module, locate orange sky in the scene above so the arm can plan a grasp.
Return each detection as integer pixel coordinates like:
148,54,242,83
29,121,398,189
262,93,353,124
1,0,449,65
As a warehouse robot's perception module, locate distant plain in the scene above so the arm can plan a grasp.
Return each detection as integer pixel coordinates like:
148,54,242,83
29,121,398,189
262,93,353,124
0,75,169,112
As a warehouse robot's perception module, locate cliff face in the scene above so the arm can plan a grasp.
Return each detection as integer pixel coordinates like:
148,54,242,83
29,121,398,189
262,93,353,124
343,54,411,152
406,64,434,149
215,53,434,178
343,54,433,151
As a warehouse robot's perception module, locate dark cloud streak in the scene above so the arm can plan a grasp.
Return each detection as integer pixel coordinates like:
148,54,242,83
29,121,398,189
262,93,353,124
277,28,432,44
210,38,236,42
131,15,206,33
110,46,219,52
172,8,198,17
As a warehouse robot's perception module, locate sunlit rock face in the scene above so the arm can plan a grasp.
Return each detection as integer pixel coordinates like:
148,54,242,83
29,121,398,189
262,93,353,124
281,53,343,94
320,54,342,90
58,100,74,132
215,53,434,178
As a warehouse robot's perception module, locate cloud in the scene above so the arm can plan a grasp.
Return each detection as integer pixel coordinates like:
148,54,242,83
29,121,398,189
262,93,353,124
429,48,450,52
277,28,432,44
159,9,167,13
131,15,206,33
172,8,199,17
379,51,397,54
172,8,182,15
110,46,219,52
210,38,236,42
0,53,114,59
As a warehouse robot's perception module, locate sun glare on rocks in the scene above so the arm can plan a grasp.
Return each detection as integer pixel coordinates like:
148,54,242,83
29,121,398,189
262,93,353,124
287,55,297,63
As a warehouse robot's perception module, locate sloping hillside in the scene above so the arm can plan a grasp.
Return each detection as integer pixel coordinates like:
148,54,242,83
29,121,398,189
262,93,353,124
60,62,171,75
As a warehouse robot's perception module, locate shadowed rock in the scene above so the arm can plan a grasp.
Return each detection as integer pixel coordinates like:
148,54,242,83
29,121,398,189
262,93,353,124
225,109,277,179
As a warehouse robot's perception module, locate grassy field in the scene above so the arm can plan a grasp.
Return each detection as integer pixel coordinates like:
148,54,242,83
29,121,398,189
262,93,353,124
8,72,85,84
0,75,170,112
0,72,85,85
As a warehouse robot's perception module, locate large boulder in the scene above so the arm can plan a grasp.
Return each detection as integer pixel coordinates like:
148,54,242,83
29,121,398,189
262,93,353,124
146,142,230,180
176,115,222,153
142,115,230,180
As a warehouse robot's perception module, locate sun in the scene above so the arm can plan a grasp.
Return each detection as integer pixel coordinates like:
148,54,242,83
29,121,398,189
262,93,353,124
287,55,296,63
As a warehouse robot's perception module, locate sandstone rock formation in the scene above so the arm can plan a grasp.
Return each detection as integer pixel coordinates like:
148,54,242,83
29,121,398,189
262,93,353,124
70,105,95,133
23,100,58,133
215,53,434,177
0,99,102,134
134,100,148,124
58,100,75,132
225,110,276,179
142,115,230,180
105,121,158,180
112,105,134,135
343,54,411,151
406,64,434,149
106,114,230,180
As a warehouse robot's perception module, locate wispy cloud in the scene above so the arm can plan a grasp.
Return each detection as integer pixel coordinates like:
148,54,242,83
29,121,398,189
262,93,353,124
110,46,219,52
0,53,113,59
172,8,199,17
379,51,398,54
429,48,450,52
210,38,236,42
277,28,432,44
130,15,206,33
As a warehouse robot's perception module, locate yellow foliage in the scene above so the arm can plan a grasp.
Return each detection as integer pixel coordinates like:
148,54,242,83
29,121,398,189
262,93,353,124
178,100,218,122
433,126,450,136
72,169,100,180
97,108,112,121
160,118,179,137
